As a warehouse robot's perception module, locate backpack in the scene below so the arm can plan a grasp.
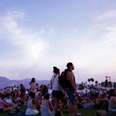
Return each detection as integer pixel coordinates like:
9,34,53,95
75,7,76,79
59,69,72,88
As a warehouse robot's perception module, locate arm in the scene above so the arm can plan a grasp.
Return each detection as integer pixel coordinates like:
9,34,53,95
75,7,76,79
50,79,52,90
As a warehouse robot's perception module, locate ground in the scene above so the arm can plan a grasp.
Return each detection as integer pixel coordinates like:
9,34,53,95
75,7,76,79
0,107,97,116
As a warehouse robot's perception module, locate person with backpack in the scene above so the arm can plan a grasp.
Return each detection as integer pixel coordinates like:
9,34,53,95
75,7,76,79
59,62,78,116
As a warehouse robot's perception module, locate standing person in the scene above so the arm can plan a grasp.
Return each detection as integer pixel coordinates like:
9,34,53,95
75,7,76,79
64,62,78,116
50,67,60,95
50,67,64,115
20,84,26,104
29,78,36,99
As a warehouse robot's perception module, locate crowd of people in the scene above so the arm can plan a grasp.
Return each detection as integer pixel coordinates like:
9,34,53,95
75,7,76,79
0,62,116,116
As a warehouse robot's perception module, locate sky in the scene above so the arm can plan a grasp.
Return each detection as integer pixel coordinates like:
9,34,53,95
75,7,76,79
0,0,116,82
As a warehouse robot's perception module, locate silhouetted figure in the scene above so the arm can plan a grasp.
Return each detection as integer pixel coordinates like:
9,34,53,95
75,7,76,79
64,62,78,116
29,78,36,99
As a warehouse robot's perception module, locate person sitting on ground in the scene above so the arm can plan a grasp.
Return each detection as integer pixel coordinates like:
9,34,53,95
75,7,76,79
3,93,17,113
40,93,55,116
25,94,39,115
108,89,116,116
0,93,4,112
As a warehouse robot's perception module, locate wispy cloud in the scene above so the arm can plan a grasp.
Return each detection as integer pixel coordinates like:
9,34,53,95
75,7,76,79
96,9,116,21
0,11,49,79
76,9,116,80
0,8,116,81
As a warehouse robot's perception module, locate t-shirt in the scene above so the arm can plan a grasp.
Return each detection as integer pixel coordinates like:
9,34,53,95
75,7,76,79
51,74,60,91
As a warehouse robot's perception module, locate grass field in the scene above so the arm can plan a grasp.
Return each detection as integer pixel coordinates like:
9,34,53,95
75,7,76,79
80,109,96,116
0,108,97,116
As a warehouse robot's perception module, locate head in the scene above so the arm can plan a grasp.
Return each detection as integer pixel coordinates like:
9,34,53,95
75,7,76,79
36,83,38,86
20,84,24,87
66,62,74,70
31,77,35,83
53,66,60,74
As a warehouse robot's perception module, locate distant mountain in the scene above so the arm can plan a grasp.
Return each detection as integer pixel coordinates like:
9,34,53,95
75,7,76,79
0,76,49,88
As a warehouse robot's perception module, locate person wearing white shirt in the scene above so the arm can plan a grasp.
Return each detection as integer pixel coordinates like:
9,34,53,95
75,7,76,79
50,66,64,115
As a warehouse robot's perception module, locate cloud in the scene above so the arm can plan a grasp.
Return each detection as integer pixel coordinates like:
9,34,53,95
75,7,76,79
0,11,49,79
76,9,116,79
0,9,116,81
96,9,116,21
50,9,116,82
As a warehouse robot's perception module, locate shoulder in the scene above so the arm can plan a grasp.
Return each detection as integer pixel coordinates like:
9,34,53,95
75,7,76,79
66,71,73,80
66,70,73,76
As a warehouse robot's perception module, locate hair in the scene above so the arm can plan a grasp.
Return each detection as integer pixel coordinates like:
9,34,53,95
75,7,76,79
66,62,73,68
31,77,35,83
53,66,60,74
40,84,48,96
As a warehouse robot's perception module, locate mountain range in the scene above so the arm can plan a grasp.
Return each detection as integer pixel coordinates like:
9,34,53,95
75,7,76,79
0,76,49,88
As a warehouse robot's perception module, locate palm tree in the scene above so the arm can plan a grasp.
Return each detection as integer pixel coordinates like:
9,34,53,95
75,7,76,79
88,78,90,82
95,81,98,85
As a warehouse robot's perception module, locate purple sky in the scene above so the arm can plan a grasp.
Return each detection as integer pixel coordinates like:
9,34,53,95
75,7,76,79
0,0,116,82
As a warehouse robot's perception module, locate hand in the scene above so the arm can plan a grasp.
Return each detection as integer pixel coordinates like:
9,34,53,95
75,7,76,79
74,89,78,96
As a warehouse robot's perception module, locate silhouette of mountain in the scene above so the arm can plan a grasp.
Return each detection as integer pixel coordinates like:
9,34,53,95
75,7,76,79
0,76,49,88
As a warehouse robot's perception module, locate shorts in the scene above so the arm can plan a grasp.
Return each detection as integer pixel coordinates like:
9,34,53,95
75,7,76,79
65,88,76,105
52,90,64,100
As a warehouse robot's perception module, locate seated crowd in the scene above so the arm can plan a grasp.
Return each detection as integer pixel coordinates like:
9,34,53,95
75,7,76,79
0,63,116,116
0,80,116,116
